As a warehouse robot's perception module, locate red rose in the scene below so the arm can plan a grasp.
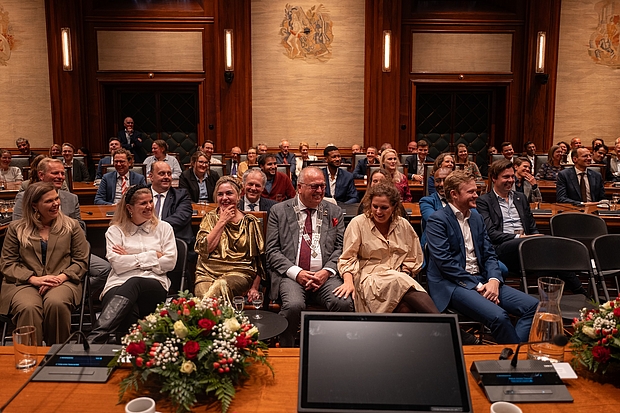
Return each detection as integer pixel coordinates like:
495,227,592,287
183,341,200,359
198,318,216,335
126,341,146,356
592,345,611,364
613,307,620,317
235,333,252,348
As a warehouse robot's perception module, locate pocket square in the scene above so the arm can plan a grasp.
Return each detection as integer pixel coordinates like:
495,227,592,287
332,218,338,227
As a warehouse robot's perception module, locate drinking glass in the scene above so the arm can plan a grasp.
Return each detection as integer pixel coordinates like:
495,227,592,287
612,193,620,210
0,201,7,218
233,296,244,313
252,292,264,319
531,194,543,210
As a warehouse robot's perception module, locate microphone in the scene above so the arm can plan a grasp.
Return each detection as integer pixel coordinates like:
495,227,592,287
507,334,569,368
0,330,89,412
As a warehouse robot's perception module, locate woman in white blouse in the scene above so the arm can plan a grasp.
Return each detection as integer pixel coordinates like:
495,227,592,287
0,150,23,182
295,141,317,178
88,184,177,343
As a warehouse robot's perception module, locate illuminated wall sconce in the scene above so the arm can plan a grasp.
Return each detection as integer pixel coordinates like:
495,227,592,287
61,27,73,71
535,31,548,84
224,29,234,83
382,30,392,72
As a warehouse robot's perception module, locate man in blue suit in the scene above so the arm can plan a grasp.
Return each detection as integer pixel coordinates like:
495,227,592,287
426,170,538,344
321,146,358,204
352,146,379,179
419,167,451,249
95,148,146,205
117,116,145,163
556,147,606,205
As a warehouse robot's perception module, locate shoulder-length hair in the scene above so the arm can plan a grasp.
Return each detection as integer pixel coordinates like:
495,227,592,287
362,182,403,221
431,152,455,175
16,181,71,247
110,184,157,234
379,148,405,183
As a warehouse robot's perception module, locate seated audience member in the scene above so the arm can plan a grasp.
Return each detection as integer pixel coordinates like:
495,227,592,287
564,137,583,165
96,137,122,180
513,157,541,202
353,146,379,179
179,151,219,203
610,137,620,180
523,141,536,166
500,142,515,161
456,143,482,181
0,149,23,182
143,140,182,180
322,145,358,204
202,140,222,164
259,153,296,201
380,148,411,202
557,141,570,156
592,138,604,150
351,143,363,157
61,142,89,182
276,139,297,184
95,148,146,205
426,170,538,344
419,167,452,249
77,146,96,181
592,143,613,181
428,152,455,195
295,141,318,178
339,183,438,314
556,147,605,205
256,143,268,154
238,147,258,178
405,139,434,181
0,182,88,345
357,168,407,216
88,185,177,343
194,176,264,300
535,144,563,181
239,169,277,213
267,167,354,347
407,140,418,153
479,146,497,178
225,147,242,178
16,137,38,164
49,144,62,157
20,155,48,191
379,143,392,155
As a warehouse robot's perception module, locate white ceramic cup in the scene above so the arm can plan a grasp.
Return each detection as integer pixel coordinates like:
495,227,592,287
490,401,523,413
125,397,156,413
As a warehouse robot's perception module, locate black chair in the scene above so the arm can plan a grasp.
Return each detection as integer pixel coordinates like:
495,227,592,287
167,238,189,296
422,163,434,197
534,154,548,176
550,212,607,257
518,236,599,320
591,234,620,302
210,164,225,177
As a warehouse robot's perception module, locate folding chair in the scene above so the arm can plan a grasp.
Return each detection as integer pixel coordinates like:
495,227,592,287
591,234,620,302
167,238,189,296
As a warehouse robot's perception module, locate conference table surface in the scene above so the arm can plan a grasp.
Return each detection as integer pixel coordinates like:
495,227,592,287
0,346,616,412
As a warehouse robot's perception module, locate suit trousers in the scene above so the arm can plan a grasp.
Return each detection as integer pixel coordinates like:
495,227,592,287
449,278,538,344
278,275,353,347
9,283,77,345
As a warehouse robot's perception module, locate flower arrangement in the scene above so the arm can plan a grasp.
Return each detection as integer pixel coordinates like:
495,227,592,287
570,296,620,374
112,292,272,413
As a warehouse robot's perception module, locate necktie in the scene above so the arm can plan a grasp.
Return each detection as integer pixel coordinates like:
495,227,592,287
299,209,314,271
249,203,257,211
579,172,588,202
231,161,237,176
283,155,289,165
121,175,127,195
155,194,162,218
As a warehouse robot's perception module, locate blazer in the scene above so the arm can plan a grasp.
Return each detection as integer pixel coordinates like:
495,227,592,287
94,170,146,205
96,155,112,179
352,158,379,179
476,191,539,248
266,198,344,300
225,159,240,176
0,218,89,314
237,197,277,214
13,189,81,222
426,206,502,312
69,159,90,182
514,179,541,203
153,186,194,246
117,130,145,162
262,172,296,201
405,154,435,179
322,168,358,204
556,167,606,205
419,192,445,248
178,168,219,203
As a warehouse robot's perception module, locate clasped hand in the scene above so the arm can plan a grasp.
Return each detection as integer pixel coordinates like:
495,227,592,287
297,269,329,291
29,274,68,295
477,279,500,304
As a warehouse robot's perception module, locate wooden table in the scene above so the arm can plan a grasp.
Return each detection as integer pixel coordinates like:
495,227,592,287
80,203,215,229
0,346,616,412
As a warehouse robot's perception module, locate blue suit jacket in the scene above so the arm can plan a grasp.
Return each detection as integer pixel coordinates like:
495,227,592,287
419,192,444,248
94,171,147,205
426,206,502,312
322,168,358,204
556,167,605,205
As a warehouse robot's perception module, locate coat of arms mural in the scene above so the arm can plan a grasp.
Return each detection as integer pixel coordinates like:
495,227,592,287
588,0,620,67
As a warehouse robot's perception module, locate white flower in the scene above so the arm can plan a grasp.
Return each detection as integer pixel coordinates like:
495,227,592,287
173,320,189,339
180,360,196,374
246,326,259,337
582,326,597,339
224,318,241,332
146,314,158,324
602,301,612,310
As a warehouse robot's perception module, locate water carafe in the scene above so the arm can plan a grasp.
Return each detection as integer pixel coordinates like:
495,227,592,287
527,277,565,362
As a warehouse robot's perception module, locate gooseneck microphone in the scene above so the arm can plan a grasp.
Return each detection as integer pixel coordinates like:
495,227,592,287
509,334,569,368
0,330,89,412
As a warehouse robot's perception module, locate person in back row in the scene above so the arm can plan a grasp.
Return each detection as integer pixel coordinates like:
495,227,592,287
95,148,146,205
322,145,358,204
556,147,605,205
259,153,296,202
143,140,182,180
179,151,219,203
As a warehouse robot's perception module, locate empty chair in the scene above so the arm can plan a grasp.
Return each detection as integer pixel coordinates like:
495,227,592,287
550,212,607,256
591,234,620,302
167,238,189,296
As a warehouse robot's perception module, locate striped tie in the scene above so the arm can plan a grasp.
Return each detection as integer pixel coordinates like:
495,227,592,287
121,175,127,195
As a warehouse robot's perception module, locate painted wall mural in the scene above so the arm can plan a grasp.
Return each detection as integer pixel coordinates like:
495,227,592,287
588,0,620,67
0,3,15,65
280,4,333,61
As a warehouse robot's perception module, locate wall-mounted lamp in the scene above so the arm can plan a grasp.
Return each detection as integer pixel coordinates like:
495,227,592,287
61,27,73,71
535,31,548,84
224,29,234,83
382,30,391,72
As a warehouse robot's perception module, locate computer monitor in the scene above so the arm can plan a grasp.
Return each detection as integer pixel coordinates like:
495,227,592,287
298,313,472,413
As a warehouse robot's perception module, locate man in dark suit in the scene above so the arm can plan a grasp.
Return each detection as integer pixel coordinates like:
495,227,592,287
557,147,606,205
117,117,145,163
352,146,378,179
96,137,122,179
322,145,358,204
238,169,277,213
179,151,219,203
404,140,434,181
276,139,297,185
95,148,146,205
225,146,242,178
419,167,451,249
15,137,38,164
426,170,538,344
267,167,354,347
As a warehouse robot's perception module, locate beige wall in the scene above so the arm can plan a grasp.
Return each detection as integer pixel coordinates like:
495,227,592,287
251,0,365,152
554,0,620,146
0,0,53,148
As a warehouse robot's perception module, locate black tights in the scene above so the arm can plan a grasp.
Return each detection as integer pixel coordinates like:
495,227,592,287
393,289,440,314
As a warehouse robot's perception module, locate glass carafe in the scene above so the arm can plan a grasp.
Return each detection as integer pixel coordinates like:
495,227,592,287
527,277,565,362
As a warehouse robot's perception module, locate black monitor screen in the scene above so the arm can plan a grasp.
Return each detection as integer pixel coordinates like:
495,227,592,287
298,313,472,413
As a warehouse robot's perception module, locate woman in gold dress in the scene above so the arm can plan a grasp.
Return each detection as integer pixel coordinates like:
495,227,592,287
194,176,264,300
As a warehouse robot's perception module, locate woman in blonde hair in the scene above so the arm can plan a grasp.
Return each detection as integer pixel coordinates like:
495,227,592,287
194,175,264,301
88,184,177,343
455,143,482,181
379,148,411,202
295,141,318,178
0,182,88,345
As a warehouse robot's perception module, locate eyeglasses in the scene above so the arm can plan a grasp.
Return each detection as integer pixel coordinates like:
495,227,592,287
301,183,326,191
196,161,208,165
